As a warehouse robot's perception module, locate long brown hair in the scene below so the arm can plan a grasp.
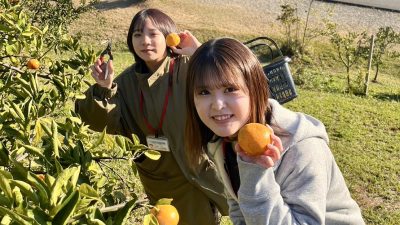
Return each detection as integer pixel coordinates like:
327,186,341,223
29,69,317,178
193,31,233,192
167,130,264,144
127,8,177,66
185,38,271,168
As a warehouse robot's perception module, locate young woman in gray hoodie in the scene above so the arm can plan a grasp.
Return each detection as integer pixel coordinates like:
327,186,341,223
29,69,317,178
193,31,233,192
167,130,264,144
184,37,365,225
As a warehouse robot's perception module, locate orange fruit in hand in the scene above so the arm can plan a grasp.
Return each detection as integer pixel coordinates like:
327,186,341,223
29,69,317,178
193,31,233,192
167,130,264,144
238,123,272,156
166,33,181,47
27,59,40,70
151,204,179,225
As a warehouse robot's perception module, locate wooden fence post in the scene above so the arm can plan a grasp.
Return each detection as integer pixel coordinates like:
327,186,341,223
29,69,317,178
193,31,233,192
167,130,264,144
364,35,375,96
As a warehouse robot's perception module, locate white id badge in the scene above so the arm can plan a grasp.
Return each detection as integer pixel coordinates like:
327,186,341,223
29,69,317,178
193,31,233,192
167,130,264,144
146,135,170,152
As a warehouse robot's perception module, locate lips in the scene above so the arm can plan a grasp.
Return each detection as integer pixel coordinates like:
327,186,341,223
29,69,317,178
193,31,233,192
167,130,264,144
141,49,154,53
212,114,233,121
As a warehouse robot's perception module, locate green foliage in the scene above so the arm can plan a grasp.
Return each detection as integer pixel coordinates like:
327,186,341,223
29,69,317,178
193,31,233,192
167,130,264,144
24,0,99,33
276,4,303,57
0,1,157,224
321,21,369,93
369,27,400,82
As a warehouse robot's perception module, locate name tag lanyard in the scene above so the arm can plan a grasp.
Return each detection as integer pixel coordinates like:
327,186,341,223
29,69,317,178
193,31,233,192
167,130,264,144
139,59,175,138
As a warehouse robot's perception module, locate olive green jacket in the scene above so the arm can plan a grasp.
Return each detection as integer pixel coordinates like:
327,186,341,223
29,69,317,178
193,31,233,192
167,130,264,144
75,55,229,225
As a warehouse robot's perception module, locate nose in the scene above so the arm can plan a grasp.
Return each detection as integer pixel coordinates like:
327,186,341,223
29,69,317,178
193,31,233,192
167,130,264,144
211,94,225,110
142,35,151,46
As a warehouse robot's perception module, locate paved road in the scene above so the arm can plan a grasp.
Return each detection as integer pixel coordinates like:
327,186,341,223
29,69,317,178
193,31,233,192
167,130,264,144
328,0,400,11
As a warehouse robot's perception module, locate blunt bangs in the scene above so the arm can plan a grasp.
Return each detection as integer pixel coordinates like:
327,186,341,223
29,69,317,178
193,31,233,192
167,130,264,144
192,52,248,93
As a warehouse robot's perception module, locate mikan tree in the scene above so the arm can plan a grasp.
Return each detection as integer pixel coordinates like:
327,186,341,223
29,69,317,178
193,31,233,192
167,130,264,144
0,0,159,224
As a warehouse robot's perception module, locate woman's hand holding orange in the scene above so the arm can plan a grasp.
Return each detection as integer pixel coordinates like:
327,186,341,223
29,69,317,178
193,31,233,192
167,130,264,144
170,30,201,56
235,133,283,169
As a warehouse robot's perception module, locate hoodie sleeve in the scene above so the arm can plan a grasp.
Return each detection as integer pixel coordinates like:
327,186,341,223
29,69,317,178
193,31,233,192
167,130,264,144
236,137,332,225
227,198,246,225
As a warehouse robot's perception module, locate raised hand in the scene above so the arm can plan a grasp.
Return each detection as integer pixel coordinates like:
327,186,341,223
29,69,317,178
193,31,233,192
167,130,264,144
170,30,201,56
91,58,114,89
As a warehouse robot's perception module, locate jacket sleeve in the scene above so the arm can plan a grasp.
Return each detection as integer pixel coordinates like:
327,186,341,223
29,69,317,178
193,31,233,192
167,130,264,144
75,82,122,134
236,138,332,225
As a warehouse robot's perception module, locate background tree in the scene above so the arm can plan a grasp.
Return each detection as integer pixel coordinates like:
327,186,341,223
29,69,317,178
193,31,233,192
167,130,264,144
370,26,400,82
323,22,368,93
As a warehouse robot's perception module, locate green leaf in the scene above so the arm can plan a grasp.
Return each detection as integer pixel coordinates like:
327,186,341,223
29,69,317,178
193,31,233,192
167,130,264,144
27,172,50,207
129,144,148,151
52,190,80,225
21,144,46,160
44,174,56,188
50,166,81,207
21,31,34,37
10,180,40,204
115,136,126,150
13,186,23,207
54,159,63,175
68,116,82,124
42,25,48,34
52,120,59,158
31,208,51,225
0,214,12,224
10,159,50,207
74,94,86,100
10,102,25,121
0,206,40,225
0,173,13,205
0,195,11,207
90,127,106,150
79,183,100,200
144,150,161,160
155,198,173,206
113,199,136,225
143,214,158,225
29,73,38,96
132,134,140,145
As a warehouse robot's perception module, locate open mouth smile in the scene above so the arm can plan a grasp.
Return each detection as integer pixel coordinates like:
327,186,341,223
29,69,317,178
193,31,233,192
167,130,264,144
212,114,233,121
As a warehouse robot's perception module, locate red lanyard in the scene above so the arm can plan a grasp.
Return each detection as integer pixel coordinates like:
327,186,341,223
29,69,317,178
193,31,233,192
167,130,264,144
139,59,175,137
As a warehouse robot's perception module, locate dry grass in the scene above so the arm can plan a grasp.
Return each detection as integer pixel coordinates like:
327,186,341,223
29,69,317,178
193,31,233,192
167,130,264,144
69,0,286,48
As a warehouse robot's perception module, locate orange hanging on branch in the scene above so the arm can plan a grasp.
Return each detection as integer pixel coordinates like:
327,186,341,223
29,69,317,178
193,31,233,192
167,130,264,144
27,59,40,70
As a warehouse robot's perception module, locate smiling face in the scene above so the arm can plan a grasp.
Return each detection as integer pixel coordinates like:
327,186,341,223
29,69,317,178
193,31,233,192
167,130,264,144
131,18,167,72
194,74,251,138
185,38,271,167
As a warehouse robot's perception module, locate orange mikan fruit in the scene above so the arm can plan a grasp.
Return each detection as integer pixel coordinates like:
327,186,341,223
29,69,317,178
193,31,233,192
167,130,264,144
166,33,180,47
37,174,45,181
238,123,272,156
27,59,40,70
151,204,179,225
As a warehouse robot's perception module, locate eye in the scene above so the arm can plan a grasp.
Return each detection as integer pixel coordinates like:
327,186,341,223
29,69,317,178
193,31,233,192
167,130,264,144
133,33,141,38
196,89,210,96
225,87,238,93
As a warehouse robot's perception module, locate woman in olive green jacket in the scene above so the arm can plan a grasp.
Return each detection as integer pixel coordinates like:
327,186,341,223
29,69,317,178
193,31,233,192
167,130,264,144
75,8,228,225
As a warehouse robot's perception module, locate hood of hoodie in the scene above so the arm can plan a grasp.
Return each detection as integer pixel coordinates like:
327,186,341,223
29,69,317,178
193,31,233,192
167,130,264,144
269,99,329,152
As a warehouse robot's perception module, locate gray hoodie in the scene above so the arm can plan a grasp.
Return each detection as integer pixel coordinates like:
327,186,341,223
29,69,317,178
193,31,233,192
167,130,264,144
207,99,365,225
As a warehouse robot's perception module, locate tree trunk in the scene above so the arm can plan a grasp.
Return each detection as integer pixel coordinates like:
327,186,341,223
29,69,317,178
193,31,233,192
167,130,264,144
373,64,379,82
346,67,351,93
